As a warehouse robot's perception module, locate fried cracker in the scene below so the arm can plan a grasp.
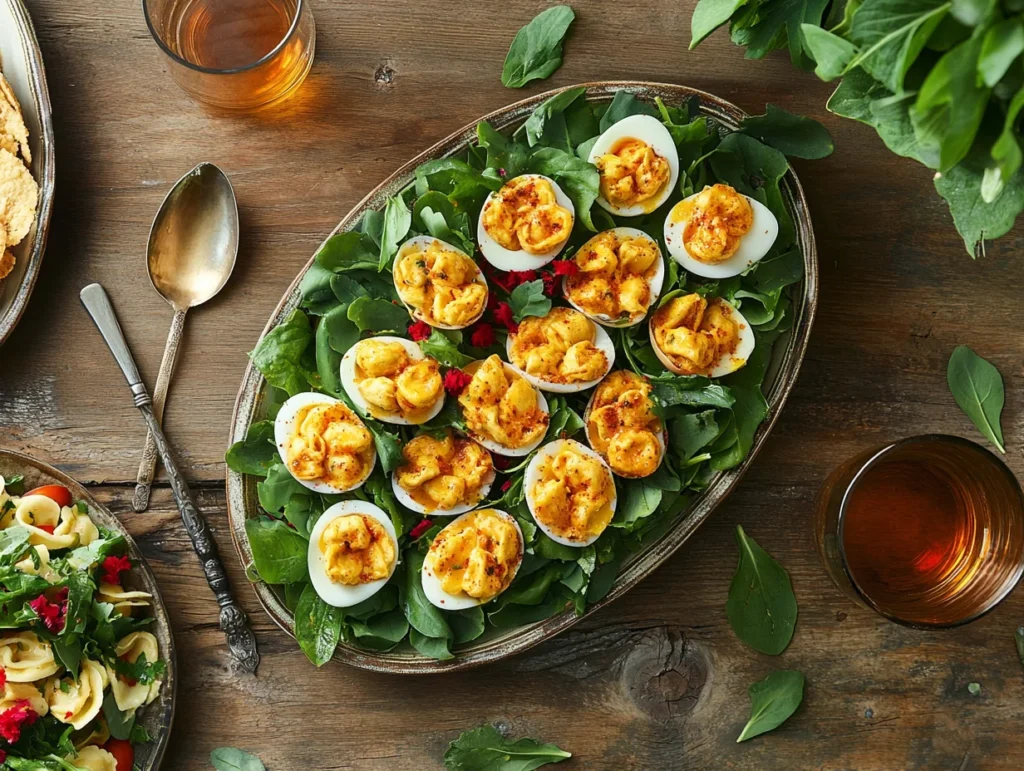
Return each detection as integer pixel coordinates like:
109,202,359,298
0,148,38,245
0,72,17,115
0,248,14,281
0,98,30,166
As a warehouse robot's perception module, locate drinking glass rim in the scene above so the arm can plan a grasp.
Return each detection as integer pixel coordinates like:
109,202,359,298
142,0,306,76
835,433,1024,630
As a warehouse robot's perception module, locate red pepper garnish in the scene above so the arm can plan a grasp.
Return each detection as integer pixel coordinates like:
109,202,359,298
64,710,73,719
492,302,517,333
0,667,7,690
409,519,434,540
500,479,512,492
36,525,55,535
28,587,68,634
469,323,496,349
553,260,578,277
492,454,512,471
443,369,472,397
540,270,559,298
0,700,37,743
407,320,432,342
100,555,132,587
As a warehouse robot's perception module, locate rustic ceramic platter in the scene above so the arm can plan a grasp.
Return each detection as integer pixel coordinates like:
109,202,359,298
0,451,176,768
227,81,818,674
0,0,55,347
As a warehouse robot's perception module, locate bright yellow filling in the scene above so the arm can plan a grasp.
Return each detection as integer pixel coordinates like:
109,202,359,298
395,431,493,511
320,514,395,585
458,355,549,450
671,183,752,263
566,230,660,320
354,340,443,423
587,370,662,478
530,444,614,542
426,510,521,601
481,177,572,255
596,138,670,209
651,294,741,375
393,240,488,328
507,307,607,384
286,403,374,489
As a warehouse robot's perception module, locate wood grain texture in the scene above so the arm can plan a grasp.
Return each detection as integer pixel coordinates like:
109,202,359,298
1,0,1024,768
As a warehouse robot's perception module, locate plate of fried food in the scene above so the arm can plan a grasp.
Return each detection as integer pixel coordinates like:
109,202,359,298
0,0,53,347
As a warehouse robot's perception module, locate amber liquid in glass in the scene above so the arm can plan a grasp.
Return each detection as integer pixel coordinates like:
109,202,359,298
173,0,293,70
834,439,1024,626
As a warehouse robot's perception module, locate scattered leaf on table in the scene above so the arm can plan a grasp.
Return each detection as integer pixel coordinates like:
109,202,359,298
946,345,1006,453
501,5,576,89
739,104,834,159
968,682,981,695
737,670,805,742
726,525,797,655
1015,626,1024,669
211,747,267,771
444,723,571,770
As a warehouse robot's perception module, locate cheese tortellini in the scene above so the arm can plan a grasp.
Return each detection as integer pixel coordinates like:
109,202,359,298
319,514,396,586
508,308,608,384
107,632,163,713
393,238,488,328
595,138,672,209
481,176,573,255
281,399,375,491
395,432,493,512
46,659,108,730
651,294,741,376
0,631,61,682
458,355,548,451
528,441,616,544
98,583,153,617
425,510,522,602
674,183,753,264
586,371,663,478
352,339,444,423
0,494,99,550
565,230,662,323
66,746,118,771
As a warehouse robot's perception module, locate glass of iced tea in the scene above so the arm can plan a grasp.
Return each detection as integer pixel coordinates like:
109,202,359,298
143,0,315,110
815,435,1024,628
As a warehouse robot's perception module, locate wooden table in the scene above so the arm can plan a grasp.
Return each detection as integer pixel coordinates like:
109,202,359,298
2,0,1023,768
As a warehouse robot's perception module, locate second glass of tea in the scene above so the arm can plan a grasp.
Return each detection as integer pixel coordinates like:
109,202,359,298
815,435,1024,627
143,0,315,110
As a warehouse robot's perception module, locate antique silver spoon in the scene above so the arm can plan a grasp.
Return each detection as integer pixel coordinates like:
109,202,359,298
132,163,239,512
80,283,259,674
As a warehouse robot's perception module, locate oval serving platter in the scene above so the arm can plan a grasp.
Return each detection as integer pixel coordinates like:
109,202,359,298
0,0,56,347
227,81,818,674
0,451,176,768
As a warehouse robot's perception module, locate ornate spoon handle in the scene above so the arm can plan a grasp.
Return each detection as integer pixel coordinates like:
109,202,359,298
80,283,260,673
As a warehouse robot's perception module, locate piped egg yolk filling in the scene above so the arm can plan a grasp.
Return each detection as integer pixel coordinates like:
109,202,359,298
565,231,659,320
597,138,670,208
286,403,374,489
426,510,521,601
393,241,488,328
531,446,614,542
588,371,663,478
652,294,741,375
396,432,494,512
508,308,607,384
673,184,752,264
458,355,549,449
320,514,395,586
355,340,443,422
481,177,572,255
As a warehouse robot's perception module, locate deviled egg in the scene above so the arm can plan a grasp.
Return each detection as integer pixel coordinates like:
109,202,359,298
524,439,617,547
341,336,445,425
649,293,755,378
584,370,666,479
308,501,398,608
457,355,550,457
664,183,779,278
393,236,488,330
588,114,680,216
274,392,376,494
506,307,615,393
421,508,524,610
477,174,574,271
563,228,665,327
391,430,496,516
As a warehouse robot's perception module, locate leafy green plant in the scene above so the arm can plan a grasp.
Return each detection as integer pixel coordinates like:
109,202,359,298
726,525,798,655
1015,625,1024,668
736,670,806,742
947,345,1006,452
501,5,576,88
690,0,1024,255
210,747,266,771
444,724,571,770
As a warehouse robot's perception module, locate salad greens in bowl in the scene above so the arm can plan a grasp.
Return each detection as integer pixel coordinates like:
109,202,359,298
226,82,822,674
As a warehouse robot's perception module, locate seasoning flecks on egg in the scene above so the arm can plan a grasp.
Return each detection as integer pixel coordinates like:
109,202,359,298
649,294,755,378
392,431,495,516
506,307,615,392
585,370,665,478
457,355,550,456
308,501,399,607
341,336,445,425
587,115,680,216
477,174,575,271
393,236,488,329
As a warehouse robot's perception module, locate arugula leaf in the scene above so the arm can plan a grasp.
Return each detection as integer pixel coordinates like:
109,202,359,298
379,194,412,270
526,146,601,231
739,104,834,159
737,670,805,742
294,583,342,667
946,345,1006,452
225,421,277,476
419,329,474,368
2,474,25,495
444,724,571,770
509,280,552,322
315,231,379,272
726,525,798,655
250,309,315,397
0,526,32,567
501,5,576,89
211,748,266,771
245,516,309,584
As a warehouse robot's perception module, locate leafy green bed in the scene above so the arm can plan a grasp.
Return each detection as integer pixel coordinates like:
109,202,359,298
225,87,821,667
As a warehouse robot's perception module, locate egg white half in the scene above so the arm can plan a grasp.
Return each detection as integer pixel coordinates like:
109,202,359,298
391,443,496,517
505,318,616,394
477,174,575,272
460,359,551,457
649,299,756,378
582,378,668,478
420,508,524,610
563,227,666,328
273,391,376,494
587,114,680,217
307,500,399,608
524,438,617,547
393,235,489,330
340,335,446,426
664,193,779,279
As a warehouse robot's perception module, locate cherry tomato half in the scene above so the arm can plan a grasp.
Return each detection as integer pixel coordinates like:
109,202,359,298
103,739,134,771
24,485,72,508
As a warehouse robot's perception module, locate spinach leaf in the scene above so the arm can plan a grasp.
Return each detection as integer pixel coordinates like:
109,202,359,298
367,421,404,473
102,691,137,740
726,525,797,655
691,0,749,48
737,670,805,742
670,410,720,460
0,526,32,568
350,609,409,643
403,550,453,640
448,607,486,644
347,296,410,333
250,309,315,397
379,194,412,270
257,463,307,515
52,637,81,680
526,147,601,231
420,329,475,368
501,5,576,89
523,87,587,148
444,724,571,770
1015,625,1024,670
477,122,531,178
2,474,25,495
611,480,663,529
409,628,454,660
211,747,266,771
294,583,343,667
946,345,1006,452
315,312,343,397
979,19,1024,88
245,517,309,585
416,158,502,210
800,24,859,80
413,191,475,254
935,150,1024,257
599,90,658,132
509,279,552,322
848,0,950,93
652,379,735,409
225,420,277,476
298,262,340,315
739,104,834,159
315,231,379,272
487,587,570,629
